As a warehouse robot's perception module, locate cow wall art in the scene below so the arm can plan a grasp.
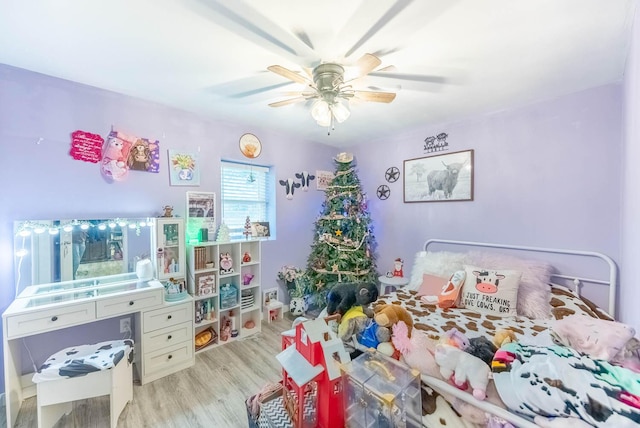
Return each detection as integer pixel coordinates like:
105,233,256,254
403,149,474,203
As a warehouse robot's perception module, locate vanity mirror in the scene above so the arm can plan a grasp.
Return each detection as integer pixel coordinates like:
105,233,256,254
13,217,155,294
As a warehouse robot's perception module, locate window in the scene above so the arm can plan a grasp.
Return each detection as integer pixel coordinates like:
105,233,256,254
220,160,273,240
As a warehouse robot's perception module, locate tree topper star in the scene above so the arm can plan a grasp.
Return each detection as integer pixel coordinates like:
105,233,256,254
335,229,343,236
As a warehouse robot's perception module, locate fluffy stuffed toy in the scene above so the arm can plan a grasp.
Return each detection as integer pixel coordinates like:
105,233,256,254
327,282,379,318
392,321,440,378
466,337,498,366
441,328,470,349
435,344,491,400
373,303,413,336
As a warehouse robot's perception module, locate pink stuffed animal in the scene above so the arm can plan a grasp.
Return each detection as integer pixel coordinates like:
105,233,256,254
392,321,440,378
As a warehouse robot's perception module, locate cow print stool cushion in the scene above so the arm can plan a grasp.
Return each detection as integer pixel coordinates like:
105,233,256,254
459,265,522,317
32,339,134,383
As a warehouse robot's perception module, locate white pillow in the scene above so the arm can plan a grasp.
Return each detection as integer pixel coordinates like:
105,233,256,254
460,265,522,317
407,251,467,291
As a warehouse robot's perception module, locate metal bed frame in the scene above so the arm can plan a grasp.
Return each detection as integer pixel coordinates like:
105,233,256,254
417,239,618,428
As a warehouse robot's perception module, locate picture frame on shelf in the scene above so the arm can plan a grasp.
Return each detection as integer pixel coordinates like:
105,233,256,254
186,191,216,243
403,149,474,203
195,272,216,296
250,221,270,238
262,287,279,308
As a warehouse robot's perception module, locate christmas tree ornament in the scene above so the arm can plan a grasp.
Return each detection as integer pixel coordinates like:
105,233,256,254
243,216,252,239
216,223,231,243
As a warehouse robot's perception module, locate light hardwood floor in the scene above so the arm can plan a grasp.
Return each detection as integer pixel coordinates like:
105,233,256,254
13,318,291,428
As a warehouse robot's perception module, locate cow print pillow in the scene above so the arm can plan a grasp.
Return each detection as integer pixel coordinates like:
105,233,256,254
459,265,522,317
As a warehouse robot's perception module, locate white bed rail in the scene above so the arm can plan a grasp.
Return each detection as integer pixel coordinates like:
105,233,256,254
424,239,617,317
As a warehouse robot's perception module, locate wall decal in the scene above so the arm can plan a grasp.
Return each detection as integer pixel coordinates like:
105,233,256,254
279,178,300,200
70,130,103,163
385,166,400,183
423,132,449,153
295,171,315,191
239,133,262,158
377,185,390,200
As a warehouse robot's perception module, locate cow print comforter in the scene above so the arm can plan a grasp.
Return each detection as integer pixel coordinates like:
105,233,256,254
374,284,617,427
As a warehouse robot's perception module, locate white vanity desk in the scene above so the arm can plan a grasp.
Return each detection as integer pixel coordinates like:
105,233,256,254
3,272,194,427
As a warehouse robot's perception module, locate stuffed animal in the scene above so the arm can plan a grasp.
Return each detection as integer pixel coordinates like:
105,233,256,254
493,329,517,349
219,252,234,274
466,337,498,367
373,303,414,336
441,327,470,349
435,344,491,400
326,282,379,318
392,321,441,378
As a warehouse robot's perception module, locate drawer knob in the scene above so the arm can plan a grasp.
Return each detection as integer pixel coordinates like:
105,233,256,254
129,301,134,306
167,315,172,320
167,335,172,340
51,316,58,322
168,354,173,360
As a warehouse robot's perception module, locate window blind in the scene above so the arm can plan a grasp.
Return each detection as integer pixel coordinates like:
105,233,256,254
220,161,271,240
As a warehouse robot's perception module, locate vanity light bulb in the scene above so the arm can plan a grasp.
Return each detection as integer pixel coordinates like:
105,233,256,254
33,227,46,234
128,223,136,229
139,221,146,227
108,222,117,228
62,225,73,232
18,230,31,237
15,249,28,257
80,224,89,230
49,228,59,235
118,221,127,227
98,224,107,230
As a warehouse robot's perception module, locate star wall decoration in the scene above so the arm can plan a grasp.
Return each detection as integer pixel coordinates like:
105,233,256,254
385,166,400,183
377,185,390,200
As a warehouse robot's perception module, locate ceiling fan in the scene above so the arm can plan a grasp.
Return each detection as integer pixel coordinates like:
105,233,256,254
266,53,397,133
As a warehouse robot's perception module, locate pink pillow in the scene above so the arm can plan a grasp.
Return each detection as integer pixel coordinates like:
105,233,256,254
417,273,448,297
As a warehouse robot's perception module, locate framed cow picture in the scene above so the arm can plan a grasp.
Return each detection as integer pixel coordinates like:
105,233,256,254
403,149,474,203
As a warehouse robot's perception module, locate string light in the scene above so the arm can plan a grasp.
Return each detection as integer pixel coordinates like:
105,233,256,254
15,218,154,237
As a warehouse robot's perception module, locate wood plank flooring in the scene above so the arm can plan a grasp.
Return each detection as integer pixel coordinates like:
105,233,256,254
13,318,291,428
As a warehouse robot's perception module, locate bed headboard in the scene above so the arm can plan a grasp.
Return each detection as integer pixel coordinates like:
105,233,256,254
424,239,617,317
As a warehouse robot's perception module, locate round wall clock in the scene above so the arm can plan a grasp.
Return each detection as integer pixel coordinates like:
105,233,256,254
239,133,262,158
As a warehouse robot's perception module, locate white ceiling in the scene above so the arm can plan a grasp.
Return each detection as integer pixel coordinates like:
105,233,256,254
0,0,635,148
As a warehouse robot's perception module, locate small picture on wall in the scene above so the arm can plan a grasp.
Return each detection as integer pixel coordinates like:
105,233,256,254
250,222,270,238
168,150,200,186
316,170,334,191
403,149,474,203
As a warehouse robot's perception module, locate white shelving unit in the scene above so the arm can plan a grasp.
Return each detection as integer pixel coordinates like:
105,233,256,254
187,239,262,353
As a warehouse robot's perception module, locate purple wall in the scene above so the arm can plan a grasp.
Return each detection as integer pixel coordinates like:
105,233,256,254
0,64,336,390
622,7,640,331
355,84,624,314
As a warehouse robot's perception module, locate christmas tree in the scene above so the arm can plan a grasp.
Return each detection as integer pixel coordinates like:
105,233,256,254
306,152,378,304
216,223,230,243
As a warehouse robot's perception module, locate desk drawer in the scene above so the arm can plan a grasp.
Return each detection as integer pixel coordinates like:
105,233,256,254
143,321,193,352
96,289,163,318
143,302,192,333
143,340,193,376
6,302,96,339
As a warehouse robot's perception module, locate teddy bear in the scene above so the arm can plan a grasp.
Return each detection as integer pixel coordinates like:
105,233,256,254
435,343,491,400
373,303,414,336
326,282,379,318
336,306,392,359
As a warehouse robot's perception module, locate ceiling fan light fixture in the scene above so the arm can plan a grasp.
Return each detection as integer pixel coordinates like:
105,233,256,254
311,99,330,122
331,101,350,123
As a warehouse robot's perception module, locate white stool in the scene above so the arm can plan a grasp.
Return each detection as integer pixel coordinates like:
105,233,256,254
33,340,134,428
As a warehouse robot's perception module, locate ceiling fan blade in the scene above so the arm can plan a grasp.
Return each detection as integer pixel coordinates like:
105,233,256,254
368,71,447,84
376,65,398,73
353,90,397,103
268,97,307,107
280,91,317,97
267,65,312,86
355,53,382,76
343,0,415,57
192,0,318,64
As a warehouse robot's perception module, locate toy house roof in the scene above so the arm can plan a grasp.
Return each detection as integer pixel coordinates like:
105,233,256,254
276,344,324,386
